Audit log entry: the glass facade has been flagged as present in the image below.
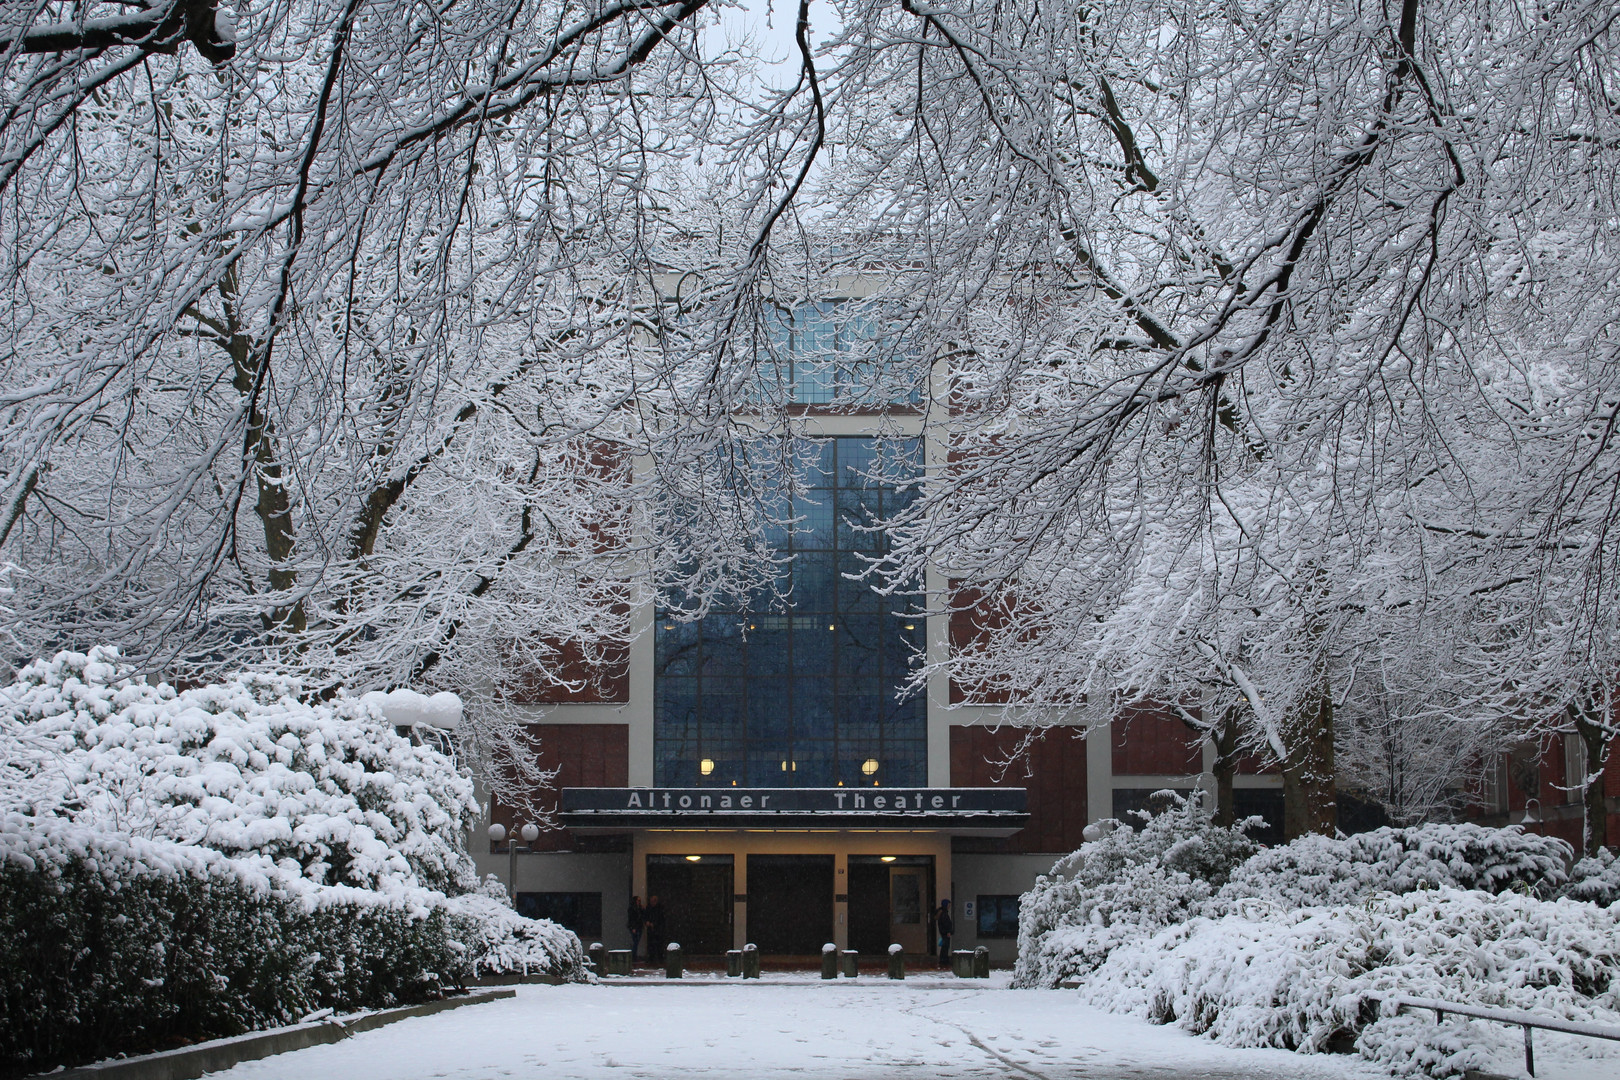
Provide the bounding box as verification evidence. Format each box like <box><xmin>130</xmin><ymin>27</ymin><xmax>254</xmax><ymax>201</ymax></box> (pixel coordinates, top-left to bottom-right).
<box><xmin>754</xmin><ymin>302</ymin><xmax>922</xmax><ymax>407</ymax></box>
<box><xmin>655</xmin><ymin>437</ymin><xmax>925</xmax><ymax>787</ymax></box>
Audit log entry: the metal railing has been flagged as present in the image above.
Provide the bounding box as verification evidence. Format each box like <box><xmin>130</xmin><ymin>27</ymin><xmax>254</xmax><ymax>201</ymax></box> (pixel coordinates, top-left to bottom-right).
<box><xmin>1384</xmin><ymin>995</ymin><xmax>1620</xmax><ymax>1077</ymax></box>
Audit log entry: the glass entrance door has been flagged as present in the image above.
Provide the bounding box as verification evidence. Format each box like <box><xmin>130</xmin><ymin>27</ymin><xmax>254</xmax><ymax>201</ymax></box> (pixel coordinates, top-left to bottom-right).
<box><xmin>889</xmin><ymin>868</ymin><xmax>927</xmax><ymax>955</ymax></box>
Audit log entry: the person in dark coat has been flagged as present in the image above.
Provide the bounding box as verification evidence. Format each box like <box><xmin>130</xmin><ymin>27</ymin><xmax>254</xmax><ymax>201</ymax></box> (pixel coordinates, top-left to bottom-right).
<box><xmin>936</xmin><ymin>898</ymin><xmax>954</xmax><ymax>968</ymax></box>
<box><xmin>627</xmin><ymin>896</ymin><xmax>645</xmax><ymax>961</ymax></box>
<box><xmin>645</xmin><ymin>895</ymin><xmax>667</xmax><ymax>965</ymax></box>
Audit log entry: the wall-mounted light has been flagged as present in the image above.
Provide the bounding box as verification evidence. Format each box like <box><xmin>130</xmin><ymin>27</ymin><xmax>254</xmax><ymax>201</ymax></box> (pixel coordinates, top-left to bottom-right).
<box><xmin>880</xmin><ymin>856</ymin><xmax>896</xmax><ymax>863</ymax></box>
<box><xmin>700</xmin><ymin>758</ymin><xmax>715</xmax><ymax>776</ymax></box>
<box><xmin>904</xmin><ymin>623</ymin><xmax>915</xmax><ymax>630</ymax></box>
<box><xmin>685</xmin><ymin>854</ymin><xmax>702</xmax><ymax>862</ymax></box>
<box><xmin>861</xmin><ymin>758</ymin><xmax>880</xmax><ymax>776</ymax></box>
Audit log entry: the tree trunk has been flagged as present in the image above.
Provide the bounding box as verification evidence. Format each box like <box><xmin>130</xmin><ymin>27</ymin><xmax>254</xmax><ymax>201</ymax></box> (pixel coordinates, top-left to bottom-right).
<box><xmin>1282</xmin><ymin>680</ymin><xmax>1336</xmax><ymax>840</ymax></box>
<box><xmin>1571</xmin><ymin>697</ymin><xmax>1610</xmax><ymax>857</ymax></box>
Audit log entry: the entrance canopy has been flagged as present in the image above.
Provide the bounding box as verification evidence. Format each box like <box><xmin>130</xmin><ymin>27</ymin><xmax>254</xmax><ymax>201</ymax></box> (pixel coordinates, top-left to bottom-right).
<box><xmin>559</xmin><ymin>786</ymin><xmax>1027</xmax><ymax>835</ymax></box>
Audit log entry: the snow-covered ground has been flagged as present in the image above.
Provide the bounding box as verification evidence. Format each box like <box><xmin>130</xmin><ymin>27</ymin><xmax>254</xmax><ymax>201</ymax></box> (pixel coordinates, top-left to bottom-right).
<box><xmin>208</xmin><ymin>974</ymin><xmax>1620</xmax><ymax>1080</ymax></box>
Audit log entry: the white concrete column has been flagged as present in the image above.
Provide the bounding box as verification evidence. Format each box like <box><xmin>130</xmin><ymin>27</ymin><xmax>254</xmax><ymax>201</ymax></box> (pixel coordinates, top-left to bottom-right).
<box><xmin>1087</xmin><ymin>719</ymin><xmax>1114</xmax><ymax>823</ymax></box>
<box><xmin>626</xmin><ymin>601</ymin><xmax>656</xmax><ymax>786</ymax></box>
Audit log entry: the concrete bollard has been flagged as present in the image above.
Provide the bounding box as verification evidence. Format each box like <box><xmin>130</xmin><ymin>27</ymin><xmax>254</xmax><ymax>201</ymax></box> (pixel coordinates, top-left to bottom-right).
<box><xmin>665</xmin><ymin>942</ymin><xmax>683</xmax><ymax>978</ymax></box>
<box><xmin>951</xmin><ymin>950</ymin><xmax>976</xmax><ymax>978</ymax></box>
<box><xmin>606</xmin><ymin>949</ymin><xmax>633</xmax><ymax>976</ymax></box>
<box><xmin>588</xmin><ymin>942</ymin><xmax>605</xmax><ymax>976</ymax></box>
<box><xmin>742</xmin><ymin>943</ymin><xmax>761</xmax><ymax>979</ymax></box>
<box><xmin>726</xmin><ymin>949</ymin><xmax>743</xmax><ymax>977</ymax></box>
<box><xmin>821</xmin><ymin>943</ymin><xmax>838</xmax><ymax>980</ymax></box>
<box><xmin>840</xmin><ymin>949</ymin><xmax>859</xmax><ymax>978</ymax></box>
<box><xmin>974</xmin><ymin>946</ymin><xmax>990</xmax><ymax>979</ymax></box>
<box><xmin>887</xmin><ymin>943</ymin><xmax>905</xmax><ymax>980</ymax></box>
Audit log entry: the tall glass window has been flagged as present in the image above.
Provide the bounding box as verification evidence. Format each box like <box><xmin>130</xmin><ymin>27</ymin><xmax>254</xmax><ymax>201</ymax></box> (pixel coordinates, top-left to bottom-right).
<box><xmin>754</xmin><ymin>302</ymin><xmax>922</xmax><ymax>407</ymax></box>
<box><xmin>655</xmin><ymin>438</ymin><xmax>925</xmax><ymax>787</ymax></box>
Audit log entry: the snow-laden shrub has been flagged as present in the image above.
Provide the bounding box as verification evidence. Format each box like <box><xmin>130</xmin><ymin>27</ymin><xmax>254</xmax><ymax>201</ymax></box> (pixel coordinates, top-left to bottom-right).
<box><xmin>1012</xmin><ymin>792</ymin><xmax>1255</xmax><ymax>988</ymax></box>
<box><xmin>448</xmin><ymin>891</ymin><xmax>589</xmax><ymax>978</ymax></box>
<box><xmin>0</xmin><ymin>648</ymin><xmax>585</xmax><ymax>1074</ymax></box>
<box><xmin>1218</xmin><ymin>823</ymin><xmax>1571</xmax><ymax>907</ymax></box>
<box><xmin>3</xmin><ymin>646</ymin><xmax>480</xmax><ymax>895</ymax></box>
<box><xmin>1078</xmin><ymin>888</ymin><xmax>1620</xmax><ymax>1077</ymax></box>
<box><xmin>1567</xmin><ymin>848</ymin><xmax>1620</xmax><ymax>906</ymax></box>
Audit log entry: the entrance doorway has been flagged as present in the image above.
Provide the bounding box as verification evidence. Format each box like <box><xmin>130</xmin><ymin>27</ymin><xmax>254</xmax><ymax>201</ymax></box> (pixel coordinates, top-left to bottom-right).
<box><xmin>746</xmin><ymin>855</ymin><xmax>833</xmax><ymax>954</ymax></box>
<box><xmin>888</xmin><ymin>867</ymin><xmax>928</xmax><ymax>955</ymax></box>
<box><xmin>847</xmin><ymin>855</ymin><xmax>935</xmax><ymax>956</ymax></box>
<box><xmin>646</xmin><ymin>854</ymin><xmax>733</xmax><ymax>955</ymax></box>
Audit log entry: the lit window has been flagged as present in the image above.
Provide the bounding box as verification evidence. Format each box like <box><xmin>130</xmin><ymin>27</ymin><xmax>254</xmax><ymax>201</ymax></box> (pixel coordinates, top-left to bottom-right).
<box><xmin>861</xmin><ymin>758</ymin><xmax>880</xmax><ymax>776</ymax></box>
<box><xmin>700</xmin><ymin>758</ymin><xmax>715</xmax><ymax>776</ymax></box>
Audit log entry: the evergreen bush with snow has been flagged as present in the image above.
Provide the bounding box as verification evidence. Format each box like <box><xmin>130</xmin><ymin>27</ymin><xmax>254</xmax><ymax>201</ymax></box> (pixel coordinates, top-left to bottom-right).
<box><xmin>0</xmin><ymin>648</ymin><xmax>584</xmax><ymax>1075</ymax></box>
<box><xmin>1015</xmin><ymin>797</ymin><xmax>1620</xmax><ymax>1077</ymax></box>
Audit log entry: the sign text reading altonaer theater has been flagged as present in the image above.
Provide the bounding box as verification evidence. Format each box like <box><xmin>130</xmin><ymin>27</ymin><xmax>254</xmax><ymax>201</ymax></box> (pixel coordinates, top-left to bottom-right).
<box><xmin>557</xmin><ymin>787</ymin><xmax>1029</xmax><ymax>834</ymax></box>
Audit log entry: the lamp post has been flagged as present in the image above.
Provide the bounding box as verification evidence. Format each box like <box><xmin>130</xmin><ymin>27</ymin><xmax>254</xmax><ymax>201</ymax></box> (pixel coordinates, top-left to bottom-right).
<box><xmin>488</xmin><ymin>821</ymin><xmax>540</xmax><ymax>903</ymax></box>
<box><xmin>1522</xmin><ymin>797</ymin><xmax>1542</xmax><ymax>835</ymax></box>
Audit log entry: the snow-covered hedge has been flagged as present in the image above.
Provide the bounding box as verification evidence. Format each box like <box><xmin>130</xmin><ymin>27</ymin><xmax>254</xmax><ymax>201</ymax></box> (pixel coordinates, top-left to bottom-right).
<box><xmin>1567</xmin><ymin>848</ymin><xmax>1620</xmax><ymax>906</ymax></box>
<box><xmin>1014</xmin><ymin>799</ymin><xmax>1620</xmax><ymax>1077</ymax></box>
<box><xmin>1080</xmin><ymin>889</ymin><xmax>1620</xmax><ymax>1078</ymax></box>
<box><xmin>0</xmin><ymin>649</ymin><xmax>584</xmax><ymax>1074</ymax></box>
<box><xmin>1013</xmin><ymin>794</ymin><xmax>1255</xmax><ymax>987</ymax></box>
<box><xmin>1218</xmin><ymin>822</ymin><xmax>1571</xmax><ymax>907</ymax></box>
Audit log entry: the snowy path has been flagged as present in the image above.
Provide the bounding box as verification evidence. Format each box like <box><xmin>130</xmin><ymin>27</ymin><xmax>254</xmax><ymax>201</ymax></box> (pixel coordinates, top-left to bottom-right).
<box><xmin>209</xmin><ymin>974</ymin><xmax>1416</xmax><ymax>1080</ymax></box>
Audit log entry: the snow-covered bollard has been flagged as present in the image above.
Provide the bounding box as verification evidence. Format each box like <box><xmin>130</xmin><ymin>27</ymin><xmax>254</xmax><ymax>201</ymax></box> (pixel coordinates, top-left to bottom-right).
<box><xmin>840</xmin><ymin>949</ymin><xmax>858</xmax><ymax>978</ymax></box>
<box><xmin>742</xmin><ymin>943</ymin><xmax>760</xmax><ymax>979</ymax></box>
<box><xmin>887</xmin><ymin>943</ymin><xmax>905</xmax><ymax>980</ymax></box>
<box><xmin>587</xmin><ymin>942</ymin><xmax>605</xmax><ymax>975</ymax></box>
<box><xmin>973</xmin><ymin>946</ymin><xmax>989</xmax><ymax>979</ymax></box>
<box><xmin>665</xmin><ymin>942</ymin><xmax>683</xmax><ymax>979</ymax></box>
<box><xmin>821</xmin><ymin>942</ymin><xmax>837</xmax><ymax>980</ymax></box>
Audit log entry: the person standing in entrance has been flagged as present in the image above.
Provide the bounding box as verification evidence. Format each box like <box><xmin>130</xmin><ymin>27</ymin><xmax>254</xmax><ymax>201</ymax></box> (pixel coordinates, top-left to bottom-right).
<box><xmin>645</xmin><ymin>894</ymin><xmax>667</xmax><ymax>965</ymax></box>
<box><xmin>935</xmin><ymin>898</ymin><xmax>954</xmax><ymax>968</ymax></box>
<box><xmin>627</xmin><ymin>895</ymin><xmax>645</xmax><ymax>962</ymax></box>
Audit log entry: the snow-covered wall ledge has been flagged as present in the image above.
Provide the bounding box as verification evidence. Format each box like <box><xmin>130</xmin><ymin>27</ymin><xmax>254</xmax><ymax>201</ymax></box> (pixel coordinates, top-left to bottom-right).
<box><xmin>361</xmin><ymin>688</ymin><xmax>464</xmax><ymax>730</ymax></box>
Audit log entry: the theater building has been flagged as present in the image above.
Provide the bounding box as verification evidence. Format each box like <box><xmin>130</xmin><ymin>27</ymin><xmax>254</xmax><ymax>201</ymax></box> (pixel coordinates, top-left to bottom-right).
<box><xmin>473</xmin><ymin>307</ymin><xmax>1285</xmax><ymax>965</ymax></box>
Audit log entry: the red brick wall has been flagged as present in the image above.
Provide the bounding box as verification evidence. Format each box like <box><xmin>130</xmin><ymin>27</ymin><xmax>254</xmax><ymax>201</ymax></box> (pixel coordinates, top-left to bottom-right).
<box><xmin>947</xmin><ymin>586</ymin><xmax>1014</xmax><ymax>705</ymax></box>
<box><xmin>491</xmin><ymin>724</ymin><xmax>628</xmax><ymax>851</ymax></box>
<box><xmin>950</xmin><ymin>725</ymin><xmax>1089</xmax><ymax>853</ymax></box>
<box><xmin>504</xmin><ymin>638</ymin><xmax>630</xmax><ymax>704</ymax></box>
<box><xmin>1111</xmin><ymin>703</ymin><xmax>1203</xmax><ymax>776</ymax></box>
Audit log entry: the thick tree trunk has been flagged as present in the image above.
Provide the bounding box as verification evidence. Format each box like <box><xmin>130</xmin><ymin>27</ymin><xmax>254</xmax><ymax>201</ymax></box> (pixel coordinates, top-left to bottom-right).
<box><xmin>1571</xmin><ymin>698</ymin><xmax>1610</xmax><ymax>856</ymax></box>
<box><xmin>1282</xmin><ymin>680</ymin><xmax>1336</xmax><ymax>840</ymax></box>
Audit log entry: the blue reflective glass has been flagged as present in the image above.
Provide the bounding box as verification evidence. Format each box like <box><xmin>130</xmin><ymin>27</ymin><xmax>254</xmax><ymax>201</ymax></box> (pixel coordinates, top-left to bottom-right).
<box><xmin>656</xmin><ymin>436</ymin><xmax>925</xmax><ymax>786</ymax></box>
<box><xmin>791</xmin><ymin>495</ymin><xmax>834</xmax><ymax>549</ymax></box>
<box><xmin>746</xmin><ymin>682</ymin><xmax>790</xmax><ymax>739</ymax></box>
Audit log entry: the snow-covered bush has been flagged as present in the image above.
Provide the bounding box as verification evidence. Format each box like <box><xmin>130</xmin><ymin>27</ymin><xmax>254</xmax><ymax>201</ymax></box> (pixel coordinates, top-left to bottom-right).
<box><xmin>1079</xmin><ymin>888</ymin><xmax>1620</xmax><ymax>1078</ymax></box>
<box><xmin>1218</xmin><ymin>823</ymin><xmax>1571</xmax><ymax>907</ymax></box>
<box><xmin>1015</xmin><ymin>799</ymin><xmax>1620</xmax><ymax>1077</ymax></box>
<box><xmin>1013</xmin><ymin>793</ymin><xmax>1255</xmax><ymax>988</ymax></box>
<box><xmin>1567</xmin><ymin>848</ymin><xmax>1620</xmax><ymax>906</ymax></box>
<box><xmin>447</xmin><ymin>891</ymin><xmax>589</xmax><ymax>978</ymax></box>
<box><xmin>2</xmin><ymin>646</ymin><xmax>481</xmax><ymax>894</ymax></box>
<box><xmin>0</xmin><ymin>648</ymin><xmax>584</xmax><ymax>1074</ymax></box>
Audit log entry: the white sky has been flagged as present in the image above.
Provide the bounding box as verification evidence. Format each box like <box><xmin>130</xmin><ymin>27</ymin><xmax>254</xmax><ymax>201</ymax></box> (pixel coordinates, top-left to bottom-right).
<box><xmin>710</xmin><ymin>0</ymin><xmax>842</xmax><ymax>88</ymax></box>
